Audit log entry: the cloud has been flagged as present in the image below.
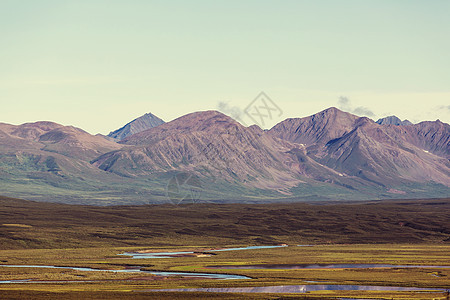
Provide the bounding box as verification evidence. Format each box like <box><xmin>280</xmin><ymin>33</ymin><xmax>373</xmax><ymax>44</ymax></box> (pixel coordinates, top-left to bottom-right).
<box><xmin>437</xmin><ymin>105</ymin><xmax>450</xmax><ymax>112</ymax></box>
<box><xmin>338</xmin><ymin>96</ymin><xmax>351</xmax><ymax>111</ymax></box>
<box><xmin>337</xmin><ymin>96</ymin><xmax>375</xmax><ymax>117</ymax></box>
<box><xmin>217</xmin><ymin>101</ymin><xmax>244</xmax><ymax>122</ymax></box>
<box><xmin>353</xmin><ymin>106</ymin><xmax>375</xmax><ymax>117</ymax></box>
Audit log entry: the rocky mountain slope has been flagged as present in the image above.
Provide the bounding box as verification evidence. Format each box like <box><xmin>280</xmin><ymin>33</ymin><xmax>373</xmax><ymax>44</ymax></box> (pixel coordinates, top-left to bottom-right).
<box><xmin>0</xmin><ymin>121</ymin><xmax>122</xmax><ymax>159</ymax></box>
<box><xmin>269</xmin><ymin>107</ymin><xmax>360</xmax><ymax>146</ymax></box>
<box><xmin>0</xmin><ymin>121</ymin><xmax>135</xmax><ymax>203</ymax></box>
<box><xmin>376</xmin><ymin>116</ymin><xmax>412</xmax><ymax>126</ymax></box>
<box><xmin>107</xmin><ymin>113</ymin><xmax>164</xmax><ymax>141</ymax></box>
<box><xmin>0</xmin><ymin>108</ymin><xmax>448</xmax><ymax>204</ymax></box>
<box><xmin>269</xmin><ymin>108</ymin><xmax>450</xmax><ymax>189</ymax></box>
<box><xmin>94</xmin><ymin>111</ymin><xmax>304</xmax><ymax>191</ymax></box>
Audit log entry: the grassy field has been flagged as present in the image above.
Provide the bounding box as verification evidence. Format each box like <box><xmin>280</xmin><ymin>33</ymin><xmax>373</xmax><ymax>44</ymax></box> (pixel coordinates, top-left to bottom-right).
<box><xmin>0</xmin><ymin>196</ymin><xmax>449</xmax><ymax>299</ymax></box>
<box><xmin>0</xmin><ymin>244</ymin><xmax>449</xmax><ymax>299</ymax></box>
<box><xmin>0</xmin><ymin>196</ymin><xmax>449</xmax><ymax>249</ymax></box>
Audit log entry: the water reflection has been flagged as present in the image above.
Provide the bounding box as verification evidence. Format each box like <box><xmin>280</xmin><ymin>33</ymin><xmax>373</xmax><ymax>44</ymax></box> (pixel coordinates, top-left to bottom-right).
<box><xmin>120</xmin><ymin>245</ymin><xmax>287</xmax><ymax>259</ymax></box>
<box><xmin>207</xmin><ymin>263</ymin><xmax>450</xmax><ymax>269</ymax></box>
<box><xmin>0</xmin><ymin>279</ymin><xmax>31</xmax><ymax>284</ymax></box>
<box><xmin>0</xmin><ymin>265</ymin><xmax>249</xmax><ymax>280</ymax></box>
<box><xmin>149</xmin><ymin>284</ymin><xmax>445</xmax><ymax>293</ymax></box>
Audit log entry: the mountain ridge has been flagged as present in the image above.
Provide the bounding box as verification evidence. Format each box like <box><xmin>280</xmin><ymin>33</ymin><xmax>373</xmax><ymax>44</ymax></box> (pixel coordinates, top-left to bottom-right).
<box><xmin>376</xmin><ymin>115</ymin><xmax>412</xmax><ymax>126</ymax></box>
<box><xmin>107</xmin><ymin>112</ymin><xmax>165</xmax><ymax>141</ymax></box>
<box><xmin>270</xmin><ymin>108</ymin><xmax>449</xmax><ymax>188</ymax></box>
<box><xmin>0</xmin><ymin>108</ymin><xmax>448</xmax><ymax>204</ymax></box>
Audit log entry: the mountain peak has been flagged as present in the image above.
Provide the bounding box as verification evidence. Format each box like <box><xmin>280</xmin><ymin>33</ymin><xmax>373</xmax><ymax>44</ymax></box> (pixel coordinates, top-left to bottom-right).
<box><xmin>108</xmin><ymin>112</ymin><xmax>165</xmax><ymax>141</ymax></box>
<box><xmin>312</xmin><ymin>107</ymin><xmax>361</xmax><ymax>123</ymax></box>
<box><xmin>376</xmin><ymin>116</ymin><xmax>412</xmax><ymax>126</ymax></box>
<box><xmin>168</xmin><ymin>110</ymin><xmax>238</xmax><ymax>127</ymax></box>
<box><xmin>0</xmin><ymin>121</ymin><xmax>64</xmax><ymax>140</ymax></box>
<box><xmin>270</xmin><ymin>107</ymin><xmax>359</xmax><ymax>146</ymax></box>
<box><xmin>120</xmin><ymin>110</ymin><xmax>243</xmax><ymax>145</ymax></box>
<box><xmin>149</xmin><ymin>110</ymin><xmax>242</xmax><ymax>134</ymax></box>
<box><xmin>322</xmin><ymin>106</ymin><xmax>342</xmax><ymax>113</ymax></box>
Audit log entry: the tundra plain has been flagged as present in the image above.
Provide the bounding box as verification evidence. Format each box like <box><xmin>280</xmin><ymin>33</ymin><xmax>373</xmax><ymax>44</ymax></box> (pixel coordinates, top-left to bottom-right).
<box><xmin>0</xmin><ymin>196</ymin><xmax>449</xmax><ymax>299</ymax></box>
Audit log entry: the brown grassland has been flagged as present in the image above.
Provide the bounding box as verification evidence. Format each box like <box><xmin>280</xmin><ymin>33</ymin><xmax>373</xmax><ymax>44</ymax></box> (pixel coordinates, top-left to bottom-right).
<box><xmin>0</xmin><ymin>196</ymin><xmax>449</xmax><ymax>299</ymax></box>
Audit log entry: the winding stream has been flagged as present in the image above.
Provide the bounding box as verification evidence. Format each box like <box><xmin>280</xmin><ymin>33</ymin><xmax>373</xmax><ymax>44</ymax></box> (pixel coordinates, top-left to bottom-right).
<box><xmin>2</xmin><ymin>244</ymin><xmax>448</xmax><ymax>293</ymax></box>
<box><xmin>206</xmin><ymin>263</ymin><xmax>450</xmax><ymax>269</ymax></box>
<box><xmin>120</xmin><ymin>245</ymin><xmax>287</xmax><ymax>259</ymax></box>
<box><xmin>0</xmin><ymin>265</ymin><xmax>250</xmax><ymax>281</ymax></box>
<box><xmin>146</xmin><ymin>284</ymin><xmax>446</xmax><ymax>293</ymax></box>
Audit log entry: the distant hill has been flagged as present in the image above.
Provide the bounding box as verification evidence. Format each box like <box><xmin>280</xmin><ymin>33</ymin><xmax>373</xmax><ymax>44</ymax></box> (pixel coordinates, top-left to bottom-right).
<box><xmin>107</xmin><ymin>113</ymin><xmax>165</xmax><ymax>141</ymax></box>
<box><xmin>0</xmin><ymin>121</ymin><xmax>122</xmax><ymax>160</ymax></box>
<box><xmin>376</xmin><ymin>115</ymin><xmax>412</xmax><ymax>126</ymax></box>
<box><xmin>270</xmin><ymin>108</ymin><xmax>449</xmax><ymax>188</ymax></box>
<box><xmin>95</xmin><ymin>111</ymin><xmax>303</xmax><ymax>191</ymax></box>
<box><xmin>269</xmin><ymin>107</ymin><xmax>359</xmax><ymax>146</ymax></box>
<box><xmin>0</xmin><ymin>108</ymin><xmax>448</xmax><ymax>204</ymax></box>
<box><xmin>0</xmin><ymin>121</ymin><xmax>135</xmax><ymax>204</ymax></box>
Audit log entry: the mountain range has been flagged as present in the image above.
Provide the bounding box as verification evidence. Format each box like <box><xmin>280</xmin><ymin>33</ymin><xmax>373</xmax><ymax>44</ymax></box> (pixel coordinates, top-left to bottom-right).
<box><xmin>0</xmin><ymin>108</ymin><xmax>448</xmax><ymax>204</ymax></box>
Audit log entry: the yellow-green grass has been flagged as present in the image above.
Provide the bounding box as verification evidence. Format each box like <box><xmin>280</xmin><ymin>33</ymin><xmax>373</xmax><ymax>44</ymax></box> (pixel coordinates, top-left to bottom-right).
<box><xmin>1</xmin><ymin>244</ymin><xmax>449</xmax><ymax>299</ymax></box>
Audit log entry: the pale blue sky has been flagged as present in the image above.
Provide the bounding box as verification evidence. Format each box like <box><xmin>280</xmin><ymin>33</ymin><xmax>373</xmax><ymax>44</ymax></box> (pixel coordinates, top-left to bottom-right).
<box><xmin>1</xmin><ymin>0</ymin><xmax>449</xmax><ymax>133</ymax></box>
